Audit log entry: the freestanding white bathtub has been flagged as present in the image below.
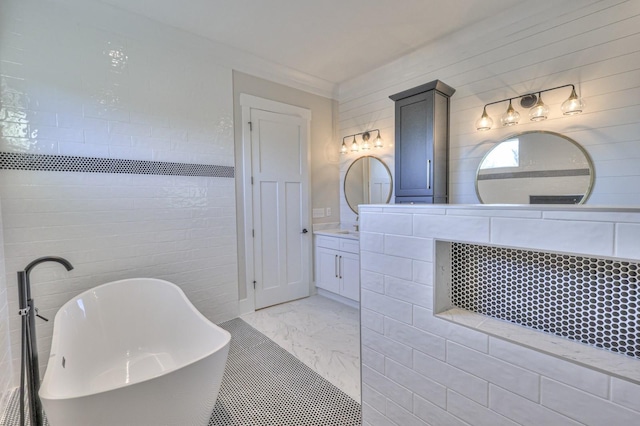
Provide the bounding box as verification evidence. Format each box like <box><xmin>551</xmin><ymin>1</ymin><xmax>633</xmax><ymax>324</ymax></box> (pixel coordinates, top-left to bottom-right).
<box><xmin>39</xmin><ymin>278</ymin><xmax>231</xmax><ymax>426</ymax></box>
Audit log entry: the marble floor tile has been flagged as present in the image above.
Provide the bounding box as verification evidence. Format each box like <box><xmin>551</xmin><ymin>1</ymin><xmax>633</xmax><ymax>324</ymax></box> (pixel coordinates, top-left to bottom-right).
<box><xmin>241</xmin><ymin>295</ymin><xmax>361</xmax><ymax>401</ymax></box>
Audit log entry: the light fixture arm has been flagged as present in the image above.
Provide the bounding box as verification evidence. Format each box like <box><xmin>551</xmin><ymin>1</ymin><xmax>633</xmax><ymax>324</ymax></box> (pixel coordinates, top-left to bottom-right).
<box><xmin>342</xmin><ymin>129</ymin><xmax>381</xmax><ymax>142</ymax></box>
<box><xmin>476</xmin><ymin>83</ymin><xmax>583</xmax><ymax>131</ymax></box>
<box><xmin>480</xmin><ymin>84</ymin><xmax>576</xmax><ymax>111</ymax></box>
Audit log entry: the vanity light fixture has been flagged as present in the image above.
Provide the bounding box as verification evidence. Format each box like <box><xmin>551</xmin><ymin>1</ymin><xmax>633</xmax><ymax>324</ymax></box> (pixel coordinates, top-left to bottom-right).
<box><xmin>561</xmin><ymin>86</ymin><xmax>585</xmax><ymax>115</ymax></box>
<box><xmin>529</xmin><ymin>92</ymin><xmax>550</xmax><ymax>122</ymax></box>
<box><xmin>475</xmin><ymin>106</ymin><xmax>493</xmax><ymax>131</ymax></box>
<box><xmin>340</xmin><ymin>129</ymin><xmax>384</xmax><ymax>154</ymax></box>
<box><xmin>476</xmin><ymin>84</ymin><xmax>584</xmax><ymax>131</ymax></box>
<box><xmin>373</xmin><ymin>130</ymin><xmax>383</xmax><ymax>148</ymax></box>
<box><xmin>500</xmin><ymin>100</ymin><xmax>520</xmax><ymax>127</ymax></box>
<box><xmin>350</xmin><ymin>136</ymin><xmax>359</xmax><ymax>152</ymax></box>
<box><xmin>361</xmin><ymin>132</ymin><xmax>372</xmax><ymax>150</ymax></box>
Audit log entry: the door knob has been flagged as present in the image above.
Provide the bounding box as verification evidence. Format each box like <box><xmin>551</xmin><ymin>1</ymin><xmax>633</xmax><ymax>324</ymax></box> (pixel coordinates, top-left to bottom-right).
<box><xmin>301</xmin><ymin>229</ymin><xmax>308</xmax><ymax>234</ymax></box>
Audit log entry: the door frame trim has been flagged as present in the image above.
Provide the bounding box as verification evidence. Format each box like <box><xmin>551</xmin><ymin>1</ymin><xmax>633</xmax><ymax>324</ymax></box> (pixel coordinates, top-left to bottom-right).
<box><xmin>239</xmin><ymin>94</ymin><xmax>312</xmax><ymax>314</ymax></box>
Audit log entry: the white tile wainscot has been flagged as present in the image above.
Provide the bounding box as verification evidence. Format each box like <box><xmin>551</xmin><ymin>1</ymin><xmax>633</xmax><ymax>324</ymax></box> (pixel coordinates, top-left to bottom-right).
<box><xmin>359</xmin><ymin>204</ymin><xmax>640</xmax><ymax>426</ymax></box>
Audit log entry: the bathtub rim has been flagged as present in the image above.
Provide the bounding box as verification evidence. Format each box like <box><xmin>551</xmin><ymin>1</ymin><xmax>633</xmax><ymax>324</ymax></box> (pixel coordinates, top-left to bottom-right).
<box><xmin>40</xmin><ymin>277</ymin><xmax>231</xmax><ymax>401</ymax></box>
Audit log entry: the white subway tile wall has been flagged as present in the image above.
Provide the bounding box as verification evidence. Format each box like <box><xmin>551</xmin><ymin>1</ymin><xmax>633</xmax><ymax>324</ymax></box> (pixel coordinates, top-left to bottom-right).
<box><xmin>338</xmin><ymin>0</ymin><xmax>640</xmax><ymax>228</ymax></box>
<box><xmin>0</xmin><ymin>199</ymin><xmax>11</xmax><ymax>411</ymax></box>
<box><xmin>0</xmin><ymin>0</ymin><xmax>238</xmax><ymax>394</ymax></box>
<box><xmin>359</xmin><ymin>204</ymin><xmax>640</xmax><ymax>425</ymax></box>
<box><xmin>490</xmin><ymin>218</ymin><xmax>615</xmax><ymax>257</ymax></box>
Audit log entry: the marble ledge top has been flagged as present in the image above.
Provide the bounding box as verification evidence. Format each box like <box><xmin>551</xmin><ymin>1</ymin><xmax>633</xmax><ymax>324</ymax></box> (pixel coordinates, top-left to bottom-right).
<box><xmin>358</xmin><ymin>204</ymin><xmax>640</xmax><ymax>223</ymax></box>
<box><xmin>359</xmin><ymin>204</ymin><xmax>640</xmax><ymax>213</ymax></box>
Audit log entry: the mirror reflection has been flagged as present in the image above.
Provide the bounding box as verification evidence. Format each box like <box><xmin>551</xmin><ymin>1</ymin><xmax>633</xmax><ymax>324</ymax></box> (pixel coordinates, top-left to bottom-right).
<box><xmin>476</xmin><ymin>131</ymin><xmax>594</xmax><ymax>204</ymax></box>
<box><xmin>344</xmin><ymin>156</ymin><xmax>392</xmax><ymax>213</ymax></box>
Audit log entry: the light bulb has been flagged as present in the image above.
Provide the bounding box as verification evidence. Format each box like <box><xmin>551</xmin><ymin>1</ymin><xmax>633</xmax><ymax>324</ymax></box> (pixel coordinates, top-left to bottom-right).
<box><xmin>475</xmin><ymin>107</ymin><xmax>493</xmax><ymax>131</ymax></box>
<box><xmin>374</xmin><ymin>131</ymin><xmax>383</xmax><ymax>148</ymax></box>
<box><xmin>350</xmin><ymin>136</ymin><xmax>359</xmax><ymax>152</ymax></box>
<box><xmin>529</xmin><ymin>93</ymin><xmax>549</xmax><ymax>121</ymax></box>
<box><xmin>500</xmin><ymin>100</ymin><xmax>520</xmax><ymax>127</ymax></box>
<box><xmin>361</xmin><ymin>132</ymin><xmax>371</xmax><ymax>150</ymax></box>
<box><xmin>340</xmin><ymin>141</ymin><xmax>348</xmax><ymax>154</ymax></box>
<box><xmin>561</xmin><ymin>87</ymin><xmax>584</xmax><ymax>115</ymax></box>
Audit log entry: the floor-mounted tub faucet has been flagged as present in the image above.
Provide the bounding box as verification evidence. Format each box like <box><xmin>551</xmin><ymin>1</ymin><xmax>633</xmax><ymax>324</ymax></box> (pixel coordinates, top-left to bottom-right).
<box><xmin>17</xmin><ymin>256</ymin><xmax>73</xmax><ymax>426</ymax></box>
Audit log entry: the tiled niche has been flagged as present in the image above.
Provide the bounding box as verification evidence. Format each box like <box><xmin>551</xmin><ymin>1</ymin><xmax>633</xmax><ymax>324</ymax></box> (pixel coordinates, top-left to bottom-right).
<box><xmin>435</xmin><ymin>240</ymin><xmax>640</xmax><ymax>377</ymax></box>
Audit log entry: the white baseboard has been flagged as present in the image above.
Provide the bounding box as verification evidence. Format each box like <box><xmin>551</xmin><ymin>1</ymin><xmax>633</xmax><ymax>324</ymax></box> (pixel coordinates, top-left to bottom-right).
<box><xmin>238</xmin><ymin>297</ymin><xmax>254</xmax><ymax>316</ymax></box>
<box><xmin>316</xmin><ymin>288</ymin><xmax>360</xmax><ymax>310</ymax></box>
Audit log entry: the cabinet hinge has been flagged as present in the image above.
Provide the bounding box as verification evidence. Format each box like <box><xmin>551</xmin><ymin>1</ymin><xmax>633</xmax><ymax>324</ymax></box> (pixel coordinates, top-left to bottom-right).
<box><xmin>248</xmin><ymin>121</ymin><xmax>253</xmax><ymax>131</ymax></box>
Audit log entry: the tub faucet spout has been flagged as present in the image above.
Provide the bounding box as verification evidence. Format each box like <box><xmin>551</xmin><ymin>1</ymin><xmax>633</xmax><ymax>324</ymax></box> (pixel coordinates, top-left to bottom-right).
<box><xmin>25</xmin><ymin>256</ymin><xmax>74</xmax><ymax>275</ymax></box>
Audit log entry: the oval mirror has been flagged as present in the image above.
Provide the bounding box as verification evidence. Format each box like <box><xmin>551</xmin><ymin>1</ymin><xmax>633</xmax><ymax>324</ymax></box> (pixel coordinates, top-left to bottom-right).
<box><xmin>344</xmin><ymin>156</ymin><xmax>393</xmax><ymax>213</ymax></box>
<box><xmin>476</xmin><ymin>131</ymin><xmax>594</xmax><ymax>204</ymax></box>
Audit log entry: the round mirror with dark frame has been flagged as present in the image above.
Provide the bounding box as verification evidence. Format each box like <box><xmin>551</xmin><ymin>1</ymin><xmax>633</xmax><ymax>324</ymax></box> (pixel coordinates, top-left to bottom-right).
<box><xmin>344</xmin><ymin>156</ymin><xmax>393</xmax><ymax>213</ymax></box>
<box><xmin>476</xmin><ymin>131</ymin><xmax>595</xmax><ymax>204</ymax></box>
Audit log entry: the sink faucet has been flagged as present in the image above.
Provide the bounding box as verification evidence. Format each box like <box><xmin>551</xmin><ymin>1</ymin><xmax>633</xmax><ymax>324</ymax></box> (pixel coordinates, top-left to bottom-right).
<box><xmin>17</xmin><ymin>256</ymin><xmax>73</xmax><ymax>426</ymax></box>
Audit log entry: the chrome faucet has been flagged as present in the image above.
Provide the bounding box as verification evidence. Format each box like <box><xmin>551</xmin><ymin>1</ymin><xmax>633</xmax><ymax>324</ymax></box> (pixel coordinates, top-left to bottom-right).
<box><xmin>17</xmin><ymin>256</ymin><xmax>73</xmax><ymax>426</ymax></box>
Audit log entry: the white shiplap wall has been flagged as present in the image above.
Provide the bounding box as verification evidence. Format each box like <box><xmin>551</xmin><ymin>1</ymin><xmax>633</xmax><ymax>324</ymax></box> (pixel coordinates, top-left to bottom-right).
<box><xmin>339</xmin><ymin>0</ymin><xmax>640</xmax><ymax>226</ymax></box>
<box><xmin>0</xmin><ymin>0</ymin><xmax>239</xmax><ymax>391</ymax></box>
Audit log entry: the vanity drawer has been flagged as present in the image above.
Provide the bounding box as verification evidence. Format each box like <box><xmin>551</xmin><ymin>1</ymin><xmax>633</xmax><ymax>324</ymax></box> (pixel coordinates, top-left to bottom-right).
<box><xmin>340</xmin><ymin>239</ymin><xmax>359</xmax><ymax>254</ymax></box>
<box><xmin>315</xmin><ymin>235</ymin><xmax>340</xmax><ymax>250</ymax></box>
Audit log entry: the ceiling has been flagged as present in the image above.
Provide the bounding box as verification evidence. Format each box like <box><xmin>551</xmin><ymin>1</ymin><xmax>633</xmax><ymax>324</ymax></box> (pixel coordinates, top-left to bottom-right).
<box><xmin>97</xmin><ymin>0</ymin><xmax>527</xmax><ymax>85</ymax></box>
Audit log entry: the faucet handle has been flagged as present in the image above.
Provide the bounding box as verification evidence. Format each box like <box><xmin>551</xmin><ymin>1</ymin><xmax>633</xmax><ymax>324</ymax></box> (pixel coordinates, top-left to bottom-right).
<box><xmin>34</xmin><ymin>308</ymin><xmax>48</xmax><ymax>322</ymax></box>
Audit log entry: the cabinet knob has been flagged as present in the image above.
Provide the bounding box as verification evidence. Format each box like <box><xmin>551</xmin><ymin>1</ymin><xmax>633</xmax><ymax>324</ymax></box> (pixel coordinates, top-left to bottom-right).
<box><xmin>301</xmin><ymin>228</ymin><xmax>308</xmax><ymax>234</ymax></box>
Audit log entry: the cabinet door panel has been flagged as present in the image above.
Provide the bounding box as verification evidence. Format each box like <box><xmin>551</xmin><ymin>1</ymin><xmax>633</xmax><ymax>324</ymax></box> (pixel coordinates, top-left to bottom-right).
<box><xmin>432</xmin><ymin>92</ymin><xmax>449</xmax><ymax>202</ymax></box>
<box><xmin>316</xmin><ymin>247</ymin><xmax>340</xmax><ymax>293</ymax></box>
<box><xmin>395</xmin><ymin>91</ymin><xmax>434</xmax><ymax>198</ymax></box>
<box><xmin>340</xmin><ymin>252</ymin><xmax>360</xmax><ymax>301</ymax></box>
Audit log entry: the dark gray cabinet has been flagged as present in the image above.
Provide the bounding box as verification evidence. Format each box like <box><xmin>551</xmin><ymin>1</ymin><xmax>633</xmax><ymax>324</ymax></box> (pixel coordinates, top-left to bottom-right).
<box><xmin>390</xmin><ymin>80</ymin><xmax>455</xmax><ymax>204</ymax></box>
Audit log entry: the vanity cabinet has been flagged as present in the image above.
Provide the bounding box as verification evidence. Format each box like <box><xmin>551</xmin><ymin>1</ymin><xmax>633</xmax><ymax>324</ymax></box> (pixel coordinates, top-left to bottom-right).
<box><xmin>314</xmin><ymin>234</ymin><xmax>360</xmax><ymax>302</ymax></box>
<box><xmin>390</xmin><ymin>80</ymin><xmax>455</xmax><ymax>204</ymax></box>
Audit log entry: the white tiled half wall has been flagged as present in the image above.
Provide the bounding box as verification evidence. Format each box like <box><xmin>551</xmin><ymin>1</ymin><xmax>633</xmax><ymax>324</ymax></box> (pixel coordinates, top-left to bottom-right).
<box><xmin>0</xmin><ymin>0</ymin><xmax>239</xmax><ymax>392</ymax></box>
<box><xmin>359</xmin><ymin>204</ymin><xmax>640</xmax><ymax>426</ymax></box>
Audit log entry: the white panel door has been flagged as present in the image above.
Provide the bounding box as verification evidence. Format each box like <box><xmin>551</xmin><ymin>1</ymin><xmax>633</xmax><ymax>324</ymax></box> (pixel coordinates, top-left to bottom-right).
<box><xmin>251</xmin><ymin>109</ymin><xmax>310</xmax><ymax>309</ymax></box>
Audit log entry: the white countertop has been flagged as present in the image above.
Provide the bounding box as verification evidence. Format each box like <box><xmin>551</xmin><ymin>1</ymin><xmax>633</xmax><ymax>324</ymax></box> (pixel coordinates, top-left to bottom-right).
<box><xmin>313</xmin><ymin>229</ymin><xmax>360</xmax><ymax>240</ymax></box>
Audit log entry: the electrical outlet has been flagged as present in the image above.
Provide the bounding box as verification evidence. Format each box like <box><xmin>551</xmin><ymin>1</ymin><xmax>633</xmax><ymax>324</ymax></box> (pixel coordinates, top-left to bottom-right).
<box><xmin>326</xmin><ymin>207</ymin><xmax>332</xmax><ymax>216</ymax></box>
<box><xmin>312</xmin><ymin>208</ymin><xmax>325</xmax><ymax>218</ymax></box>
